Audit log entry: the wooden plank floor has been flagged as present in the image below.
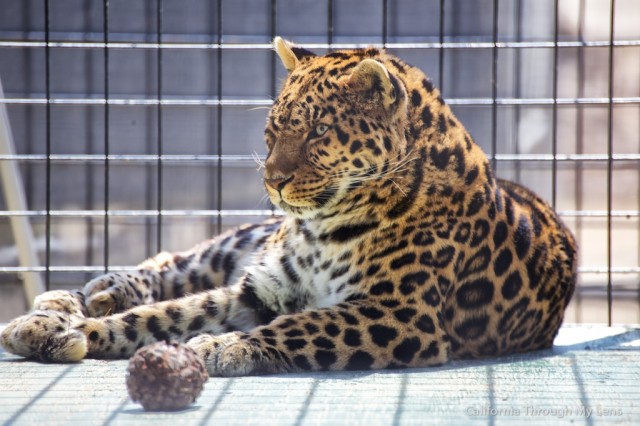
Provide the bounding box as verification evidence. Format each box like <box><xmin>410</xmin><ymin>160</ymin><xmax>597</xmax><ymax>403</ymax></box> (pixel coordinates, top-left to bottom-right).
<box><xmin>1</xmin><ymin>325</ymin><xmax>639</xmax><ymax>425</ymax></box>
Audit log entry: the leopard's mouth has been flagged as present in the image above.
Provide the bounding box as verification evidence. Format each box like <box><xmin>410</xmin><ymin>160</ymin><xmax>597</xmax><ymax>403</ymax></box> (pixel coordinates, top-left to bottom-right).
<box><xmin>267</xmin><ymin>184</ymin><xmax>340</xmax><ymax>218</ymax></box>
<box><xmin>273</xmin><ymin>199</ymin><xmax>315</xmax><ymax>218</ymax></box>
<box><xmin>265</xmin><ymin>188</ymin><xmax>308</xmax><ymax>214</ymax></box>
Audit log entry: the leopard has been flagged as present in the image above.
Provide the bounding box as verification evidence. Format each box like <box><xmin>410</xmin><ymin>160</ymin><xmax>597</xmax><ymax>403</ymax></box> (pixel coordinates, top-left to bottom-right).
<box><xmin>0</xmin><ymin>37</ymin><xmax>577</xmax><ymax>376</ymax></box>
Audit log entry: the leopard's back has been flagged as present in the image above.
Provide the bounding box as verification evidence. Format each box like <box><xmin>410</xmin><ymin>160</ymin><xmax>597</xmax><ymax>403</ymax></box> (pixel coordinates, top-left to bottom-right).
<box><xmin>443</xmin><ymin>178</ymin><xmax>577</xmax><ymax>358</ymax></box>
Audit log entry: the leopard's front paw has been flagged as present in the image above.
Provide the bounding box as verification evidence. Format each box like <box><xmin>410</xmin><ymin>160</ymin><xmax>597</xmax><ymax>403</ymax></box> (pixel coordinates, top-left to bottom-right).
<box><xmin>83</xmin><ymin>275</ymin><xmax>130</xmax><ymax>317</ymax></box>
<box><xmin>186</xmin><ymin>333</ymin><xmax>240</xmax><ymax>366</ymax></box>
<box><xmin>85</xmin><ymin>290</ymin><xmax>123</xmax><ymax>317</ymax></box>
<box><xmin>0</xmin><ymin>311</ymin><xmax>87</xmax><ymax>362</ymax></box>
<box><xmin>187</xmin><ymin>332</ymin><xmax>268</xmax><ymax>377</ymax></box>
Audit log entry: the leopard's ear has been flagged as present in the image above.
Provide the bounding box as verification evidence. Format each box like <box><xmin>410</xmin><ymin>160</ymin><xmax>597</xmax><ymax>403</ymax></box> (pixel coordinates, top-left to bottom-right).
<box><xmin>274</xmin><ymin>37</ymin><xmax>316</xmax><ymax>72</ymax></box>
<box><xmin>347</xmin><ymin>59</ymin><xmax>398</xmax><ymax>109</ymax></box>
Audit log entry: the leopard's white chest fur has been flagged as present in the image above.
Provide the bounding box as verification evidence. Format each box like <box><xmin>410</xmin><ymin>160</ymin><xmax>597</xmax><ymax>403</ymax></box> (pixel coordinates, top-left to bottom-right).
<box><xmin>246</xmin><ymin>219</ymin><xmax>363</xmax><ymax>315</ymax></box>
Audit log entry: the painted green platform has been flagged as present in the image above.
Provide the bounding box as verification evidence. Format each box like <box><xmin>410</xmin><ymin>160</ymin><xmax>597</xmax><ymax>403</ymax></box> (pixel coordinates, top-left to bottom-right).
<box><xmin>1</xmin><ymin>325</ymin><xmax>639</xmax><ymax>425</ymax></box>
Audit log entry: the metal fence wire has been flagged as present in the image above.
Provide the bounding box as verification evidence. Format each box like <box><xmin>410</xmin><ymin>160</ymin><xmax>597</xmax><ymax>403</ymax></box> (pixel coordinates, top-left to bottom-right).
<box><xmin>0</xmin><ymin>0</ymin><xmax>638</xmax><ymax>325</ymax></box>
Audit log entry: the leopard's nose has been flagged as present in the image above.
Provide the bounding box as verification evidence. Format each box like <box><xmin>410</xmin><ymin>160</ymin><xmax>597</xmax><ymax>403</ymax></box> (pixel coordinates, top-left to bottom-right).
<box><xmin>264</xmin><ymin>174</ymin><xmax>294</xmax><ymax>191</ymax></box>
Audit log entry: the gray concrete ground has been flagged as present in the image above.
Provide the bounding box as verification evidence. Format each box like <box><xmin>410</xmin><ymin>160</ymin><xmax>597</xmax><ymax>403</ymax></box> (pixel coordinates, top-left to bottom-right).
<box><xmin>1</xmin><ymin>325</ymin><xmax>639</xmax><ymax>425</ymax></box>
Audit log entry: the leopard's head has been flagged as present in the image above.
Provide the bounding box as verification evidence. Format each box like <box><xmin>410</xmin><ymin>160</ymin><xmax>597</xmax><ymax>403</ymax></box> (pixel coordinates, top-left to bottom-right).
<box><xmin>264</xmin><ymin>37</ymin><xmax>411</xmax><ymax>219</ymax></box>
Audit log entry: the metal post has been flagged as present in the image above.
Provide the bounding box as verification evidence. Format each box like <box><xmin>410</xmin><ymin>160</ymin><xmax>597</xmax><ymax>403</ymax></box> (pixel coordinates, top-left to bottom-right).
<box><xmin>0</xmin><ymin>77</ymin><xmax>45</xmax><ymax>306</ymax></box>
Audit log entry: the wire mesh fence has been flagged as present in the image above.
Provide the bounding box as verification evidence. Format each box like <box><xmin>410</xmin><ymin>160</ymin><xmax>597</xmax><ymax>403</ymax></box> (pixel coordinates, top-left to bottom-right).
<box><xmin>0</xmin><ymin>0</ymin><xmax>638</xmax><ymax>324</ymax></box>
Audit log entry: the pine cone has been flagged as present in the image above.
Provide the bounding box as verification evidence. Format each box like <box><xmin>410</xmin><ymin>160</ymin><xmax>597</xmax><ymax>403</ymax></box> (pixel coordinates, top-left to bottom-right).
<box><xmin>126</xmin><ymin>341</ymin><xmax>208</xmax><ymax>411</ymax></box>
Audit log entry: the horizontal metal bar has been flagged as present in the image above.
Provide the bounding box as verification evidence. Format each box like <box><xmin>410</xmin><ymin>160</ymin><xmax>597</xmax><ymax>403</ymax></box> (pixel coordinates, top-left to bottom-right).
<box><xmin>449</xmin><ymin>97</ymin><xmax>640</xmax><ymax>106</ymax></box>
<box><xmin>2</xmin><ymin>96</ymin><xmax>639</xmax><ymax>106</ymax></box>
<box><xmin>579</xmin><ymin>267</ymin><xmax>640</xmax><ymax>274</ymax></box>
<box><xmin>1</xmin><ymin>153</ymin><xmax>639</xmax><ymax>163</ymax></box>
<box><xmin>0</xmin><ymin>98</ymin><xmax>272</xmax><ymax>106</ymax></box>
<box><xmin>2</xmin><ymin>266</ymin><xmax>638</xmax><ymax>274</ymax></box>
<box><xmin>0</xmin><ymin>209</ymin><xmax>279</xmax><ymax>218</ymax></box>
<box><xmin>0</xmin><ymin>265</ymin><xmax>137</xmax><ymax>273</ymax></box>
<box><xmin>494</xmin><ymin>153</ymin><xmax>640</xmax><ymax>161</ymax></box>
<box><xmin>557</xmin><ymin>211</ymin><xmax>640</xmax><ymax>218</ymax></box>
<box><xmin>0</xmin><ymin>209</ymin><xmax>636</xmax><ymax>219</ymax></box>
<box><xmin>0</xmin><ymin>154</ymin><xmax>262</xmax><ymax>164</ymax></box>
<box><xmin>1</xmin><ymin>40</ymin><xmax>639</xmax><ymax>50</ymax></box>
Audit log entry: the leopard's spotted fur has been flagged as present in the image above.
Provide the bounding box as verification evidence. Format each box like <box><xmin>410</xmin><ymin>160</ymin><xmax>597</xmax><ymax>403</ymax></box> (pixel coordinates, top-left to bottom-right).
<box><xmin>0</xmin><ymin>38</ymin><xmax>577</xmax><ymax>376</ymax></box>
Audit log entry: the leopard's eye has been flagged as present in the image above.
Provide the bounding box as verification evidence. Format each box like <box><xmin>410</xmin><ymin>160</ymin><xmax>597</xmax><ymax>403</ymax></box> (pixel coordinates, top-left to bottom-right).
<box><xmin>314</xmin><ymin>124</ymin><xmax>329</xmax><ymax>137</ymax></box>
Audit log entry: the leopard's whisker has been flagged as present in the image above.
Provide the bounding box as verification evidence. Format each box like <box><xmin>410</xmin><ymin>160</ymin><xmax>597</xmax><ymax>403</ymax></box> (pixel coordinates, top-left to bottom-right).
<box><xmin>252</xmin><ymin>151</ymin><xmax>266</xmax><ymax>171</ymax></box>
<box><xmin>247</xmin><ymin>106</ymin><xmax>273</xmax><ymax>111</ymax></box>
